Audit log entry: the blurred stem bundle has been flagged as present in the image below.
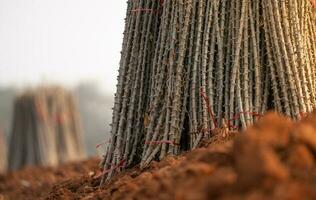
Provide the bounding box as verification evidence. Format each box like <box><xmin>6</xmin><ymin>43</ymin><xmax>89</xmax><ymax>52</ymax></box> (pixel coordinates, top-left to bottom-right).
<box><xmin>0</xmin><ymin>129</ymin><xmax>7</xmax><ymax>173</ymax></box>
<box><xmin>8</xmin><ymin>86</ymin><xmax>86</xmax><ymax>170</ymax></box>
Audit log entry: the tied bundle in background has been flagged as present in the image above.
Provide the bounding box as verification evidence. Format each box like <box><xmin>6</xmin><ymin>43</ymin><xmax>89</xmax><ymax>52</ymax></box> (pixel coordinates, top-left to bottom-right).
<box><xmin>101</xmin><ymin>0</ymin><xmax>316</xmax><ymax>182</ymax></box>
<box><xmin>0</xmin><ymin>129</ymin><xmax>7</xmax><ymax>173</ymax></box>
<box><xmin>8</xmin><ymin>86</ymin><xmax>86</xmax><ymax>170</ymax></box>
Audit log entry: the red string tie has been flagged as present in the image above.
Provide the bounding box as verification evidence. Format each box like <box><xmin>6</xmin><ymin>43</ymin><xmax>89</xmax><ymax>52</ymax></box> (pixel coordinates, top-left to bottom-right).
<box><xmin>95</xmin><ymin>159</ymin><xmax>126</xmax><ymax>179</ymax></box>
<box><xmin>95</xmin><ymin>139</ymin><xmax>111</xmax><ymax>149</ymax></box>
<box><xmin>309</xmin><ymin>0</ymin><xmax>316</xmax><ymax>9</ymax></box>
<box><xmin>145</xmin><ymin>140</ymin><xmax>180</xmax><ymax>146</ymax></box>
<box><xmin>200</xmin><ymin>90</ymin><xmax>218</xmax><ymax>128</ymax></box>
<box><xmin>131</xmin><ymin>8</ymin><xmax>157</xmax><ymax>13</ymax></box>
<box><xmin>227</xmin><ymin>111</ymin><xmax>263</xmax><ymax>129</ymax></box>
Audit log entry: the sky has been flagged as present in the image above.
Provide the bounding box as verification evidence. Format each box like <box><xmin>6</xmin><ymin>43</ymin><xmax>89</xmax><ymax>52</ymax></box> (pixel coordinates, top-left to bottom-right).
<box><xmin>0</xmin><ymin>0</ymin><xmax>127</xmax><ymax>94</ymax></box>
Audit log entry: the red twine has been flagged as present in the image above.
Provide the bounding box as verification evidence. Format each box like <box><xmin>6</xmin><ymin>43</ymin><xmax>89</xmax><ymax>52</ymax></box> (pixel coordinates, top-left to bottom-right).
<box><xmin>95</xmin><ymin>142</ymin><xmax>105</xmax><ymax>149</ymax></box>
<box><xmin>55</xmin><ymin>114</ymin><xmax>65</xmax><ymax>125</ymax></box>
<box><xmin>310</xmin><ymin>0</ymin><xmax>316</xmax><ymax>9</ymax></box>
<box><xmin>131</xmin><ymin>8</ymin><xmax>157</xmax><ymax>13</ymax></box>
<box><xmin>96</xmin><ymin>140</ymin><xmax>112</xmax><ymax>149</ymax></box>
<box><xmin>200</xmin><ymin>90</ymin><xmax>218</xmax><ymax>128</ymax></box>
<box><xmin>36</xmin><ymin>103</ymin><xmax>45</xmax><ymax>121</ymax></box>
<box><xmin>131</xmin><ymin>0</ymin><xmax>164</xmax><ymax>13</ymax></box>
<box><xmin>300</xmin><ymin>112</ymin><xmax>307</xmax><ymax>119</ymax></box>
<box><xmin>227</xmin><ymin>111</ymin><xmax>263</xmax><ymax>129</ymax></box>
<box><xmin>145</xmin><ymin>140</ymin><xmax>180</xmax><ymax>146</ymax></box>
<box><xmin>95</xmin><ymin>159</ymin><xmax>126</xmax><ymax>179</ymax></box>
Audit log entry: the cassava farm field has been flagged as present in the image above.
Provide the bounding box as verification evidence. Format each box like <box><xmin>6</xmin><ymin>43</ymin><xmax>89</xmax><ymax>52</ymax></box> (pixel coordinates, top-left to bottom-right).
<box><xmin>2</xmin><ymin>111</ymin><xmax>316</xmax><ymax>199</ymax></box>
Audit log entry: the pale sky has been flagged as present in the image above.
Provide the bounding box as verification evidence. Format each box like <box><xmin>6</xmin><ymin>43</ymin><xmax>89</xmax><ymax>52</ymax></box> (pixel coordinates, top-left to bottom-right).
<box><xmin>0</xmin><ymin>0</ymin><xmax>127</xmax><ymax>94</ymax></box>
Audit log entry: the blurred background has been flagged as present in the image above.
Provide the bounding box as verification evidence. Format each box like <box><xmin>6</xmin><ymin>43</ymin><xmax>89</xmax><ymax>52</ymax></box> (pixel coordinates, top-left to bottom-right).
<box><xmin>0</xmin><ymin>0</ymin><xmax>127</xmax><ymax>156</ymax></box>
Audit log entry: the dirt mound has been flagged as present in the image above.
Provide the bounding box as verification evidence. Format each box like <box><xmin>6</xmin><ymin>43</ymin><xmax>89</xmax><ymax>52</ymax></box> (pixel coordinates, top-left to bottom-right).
<box><xmin>2</xmin><ymin>112</ymin><xmax>316</xmax><ymax>200</ymax></box>
<box><xmin>46</xmin><ymin>112</ymin><xmax>316</xmax><ymax>200</ymax></box>
<box><xmin>0</xmin><ymin>158</ymin><xmax>100</xmax><ymax>200</ymax></box>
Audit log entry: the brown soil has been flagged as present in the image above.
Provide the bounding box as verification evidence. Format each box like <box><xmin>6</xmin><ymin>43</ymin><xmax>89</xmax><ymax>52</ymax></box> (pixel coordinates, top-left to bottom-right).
<box><xmin>0</xmin><ymin>158</ymin><xmax>100</xmax><ymax>200</ymax></box>
<box><xmin>3</xmin><ymin>111</ymin><xmax>316</xmax><ymax>200</ymax></box>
